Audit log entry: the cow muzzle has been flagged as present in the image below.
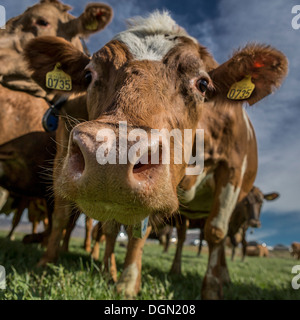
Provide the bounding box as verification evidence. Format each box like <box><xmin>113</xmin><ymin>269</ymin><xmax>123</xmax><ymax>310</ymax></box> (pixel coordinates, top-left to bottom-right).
<box><xmin>59</xmin><ymin>122</ymin><xmax>179</xmax><ymax>224</ymax></box>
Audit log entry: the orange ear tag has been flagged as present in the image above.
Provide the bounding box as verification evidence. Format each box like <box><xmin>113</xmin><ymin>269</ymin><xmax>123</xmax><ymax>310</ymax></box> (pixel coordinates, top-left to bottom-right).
<box><xmin>46</xmin><ymin>63</ymin><xmax>72</xmax><ymax>91</ymax></box>
<box><xmin>227</xmin><ymin>75</ymin><xmax>255</xmax><ymax>100</ymax></box>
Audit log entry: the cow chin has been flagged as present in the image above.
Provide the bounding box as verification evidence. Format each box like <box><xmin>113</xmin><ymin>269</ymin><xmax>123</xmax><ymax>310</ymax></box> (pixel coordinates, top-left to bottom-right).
<box><xmin>76</xmin><ymin>198</ymin><xmax>178</xmax><ymax>226</ymax></box>
<box><xmin>54</xmin><ymin>159</ymin><xmax>179</xmax><ymax>226</ymax></box>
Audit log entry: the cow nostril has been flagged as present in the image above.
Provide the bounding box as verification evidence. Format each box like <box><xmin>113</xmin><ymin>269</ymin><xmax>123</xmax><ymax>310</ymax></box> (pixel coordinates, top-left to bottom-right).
<box><xmin>69</xmin><ymin>140</ymin><xmax>85</xmax><ymax>179</ymax></box>
<box><xmin>132</xmin><ymin>148</ymin><xmax>162</xmax><ymax>181</ymax></box>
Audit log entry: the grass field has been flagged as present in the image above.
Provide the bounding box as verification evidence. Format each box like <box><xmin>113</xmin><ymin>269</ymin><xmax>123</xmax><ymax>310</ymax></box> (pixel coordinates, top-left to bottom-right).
<box><xmin>0</xmin><ymin>230</ymin><xmax>299</xmax><ymax>300</ymax></box>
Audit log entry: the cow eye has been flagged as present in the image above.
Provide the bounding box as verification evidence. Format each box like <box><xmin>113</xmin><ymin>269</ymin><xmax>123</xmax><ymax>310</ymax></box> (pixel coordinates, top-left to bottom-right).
<box><xmin>84</xmin><ymin>71</ymin><xmax>93</xmax><ymax>86</ymax></box>
<box><xmin>36</xmin><ymin>19</ymin><xmax>49</xmax><ymax>27</ymax></box>
<box><xmin>196</xmin><ymin>78</ymin><xmax>208</xmax><ymax>94</ymax></box>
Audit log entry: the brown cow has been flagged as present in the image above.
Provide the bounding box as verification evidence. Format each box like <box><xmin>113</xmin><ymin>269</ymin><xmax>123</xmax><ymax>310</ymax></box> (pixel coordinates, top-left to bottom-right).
<box><xmin>228</xmin><ymin>187</ymin><xmax>279</xmax><ymax>261</ymax></box>
<box><xmin>24</xmin><ymin>12</ymin><xmax>287</xmax><ymax>299</ymax></box>
<box><xmin>152</xmin><ymin>188</ymin><xmax>279</xmax><ymax>262</ymax></box>
<box><xmin>169</xmin><ymin>187</ymin><xmax>279</xmax><ymax>275</ymax></box>
<box><xmin>246</xmin><ymin>242</ymin><xmax>269</xmax><ymax>257</ymax></box>
<box><xmin>0</xmin><ymin>194</ymin><xmax>49</xmax><ymax>241</ymax></box>
<box><xmin>291</xmin><ymin>242</ymin><xmax>300</xmax><ymax>260</ymax></box>
<box><xmin>0</xmin><ymin>0</ymin><xmax>113</xmax><ymax>243</ymax></box>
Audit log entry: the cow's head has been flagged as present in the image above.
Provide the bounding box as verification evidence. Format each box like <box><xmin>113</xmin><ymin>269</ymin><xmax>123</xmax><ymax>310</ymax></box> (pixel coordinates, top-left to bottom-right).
<box><xmin>243</xmin><ymin>186</ymin><xmax>279</xmax><ymax>228</ymax></box>
<box><xmin>0</xmin><ymin>0</ymin><xmax>112</xmax><ymax>95</ymax></box>
<box><xmin>3</xmin><ymin>0</ymin><xmax>112</xmax><ymax>42</ymax></box>
<box><xmin>24</xmin><ymin>12</ymin><xmax>287</xmax><ymax>225</ymax></box>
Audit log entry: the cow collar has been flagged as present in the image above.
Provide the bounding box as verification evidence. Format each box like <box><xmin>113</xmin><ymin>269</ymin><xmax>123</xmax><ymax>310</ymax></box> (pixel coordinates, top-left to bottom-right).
<box><xmin>42</xmin><ymin>96</ymin><xmax>69</xmax><ymax>132</ymax></box>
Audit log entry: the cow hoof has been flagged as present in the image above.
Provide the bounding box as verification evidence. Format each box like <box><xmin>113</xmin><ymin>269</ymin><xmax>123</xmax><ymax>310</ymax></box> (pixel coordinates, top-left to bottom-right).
<box><xmin>36</xmin><ymin>256</ymin><xmax>56</xmax><ymax>268</ymax></box>
<box><xmin>201</xmin><ymin>275</ymin><xmax>223</xmax><ymax>300</ymax></box>
<box><xmin>84</xmin><ymin>246</ymin><xmax>91</xmax><ymax>253</ymax></box>
<box><xmin>202</xmin><ymin>289</ymin><xmax>222</xmax><ymax>300</ymax></box>
<box><xmin>220</xmin><ymin>267</ymin><xmax>231</xmax><ymax>286</ymax></box>
<box><xmin>91</xmin><ymin>250</ymin><xmax>99</xmax><ymax>261</ymax></box>
<box><xmin>22</xmin><ymin>234</ymin><xmax>35</xmax><ymax>244</ymax></box>
<box><xmin>116</xmin><ymin>263</ymin><xmax>139</xmax><ymax>299</ymax></box>
<box><xmin>169</xmin><ymin>263</ymin><xmax>181</xmax><ymax>275</ymax></box>
<box><xmin>22</xmin><ymin>233</ymin><xmax>46</xmax><ymax>244</ymax></box>
<box><xmin>60</xmin><ymin>245</ymin><xmax>69</xmax><ymax>253</ymax></box>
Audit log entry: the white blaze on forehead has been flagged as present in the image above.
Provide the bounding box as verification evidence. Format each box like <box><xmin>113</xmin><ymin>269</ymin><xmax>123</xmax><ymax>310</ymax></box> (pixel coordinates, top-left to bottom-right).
<box><xmin>114</xmin><ymin>11</ymin><xmax>197</xmax><ymax>61</ymax></box>
<box><xmin>211</xmin><ymin>156</ymin><xmax>248</xmax><ymax>235</ymax></box>
<box><xmin>242</xmin><ymin>108</ymin><xmax>253</xmax><ymax>140</ymax></box>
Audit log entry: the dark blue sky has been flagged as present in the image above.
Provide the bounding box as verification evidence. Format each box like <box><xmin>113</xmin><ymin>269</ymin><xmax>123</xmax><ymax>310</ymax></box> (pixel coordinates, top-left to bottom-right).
<box><xmin>1</xmin><ymin>0</ymin><xmax>299</xmax><ymax>246</ymax></box>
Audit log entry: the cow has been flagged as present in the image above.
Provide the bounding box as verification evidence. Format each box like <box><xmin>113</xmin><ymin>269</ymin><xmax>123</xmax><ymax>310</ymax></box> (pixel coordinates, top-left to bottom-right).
<box><xmin>24</xmin><ymin>11</ymin><xmax>288</xmax><ymax>299</ymax></box>
<box><xmin>0</xmin><ymin>0</ymin><xmax>113</xmax><ymax>243</ymax></box>
<box><xmin>291</xmin><ymin>242</ymin><xmax>300</xmax><ymax>260</ymax></box>
<box><xmin>246</xmin><ymin>242</ymin><xmax>269</xmax><ymax>257</ymax></box>
<box><xmin>0</xmin><ymin>131</ymin><xmax>56</xmax><ymax>243</ymax></box>
<box><xmin>148</xmin><ymin>224</ymin><xmax>174</xmax><ymax>253</ymax></box>
<box><xmin>169</xmin><ymin>187</ymin><xmax>279</xmax><ymax>276</ymax></box>
<box><xmin>228</xmin><ymin>187</ymin><xmax>279</xmax><ymax>261</ymax></box>
<box><xmin>0</xmin><ymin>193</ymin><xmax>49</xmax><ymax>241</ymax></box>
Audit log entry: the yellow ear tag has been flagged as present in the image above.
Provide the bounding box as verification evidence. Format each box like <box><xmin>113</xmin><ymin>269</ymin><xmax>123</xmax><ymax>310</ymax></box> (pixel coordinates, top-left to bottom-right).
<box><xmin>227</xmin><ymin>75</ymin><xmax>255</xmax><ymax>100</ymax></box>
<box><xmin>46</xmin><ymin>63</ymin><xmax>72</xmax><ymax>91</ymax></box>
<box><xmin>85</xmin><ymin>20</ymin><xmax>99</xmax><ymax>31</ymax></box>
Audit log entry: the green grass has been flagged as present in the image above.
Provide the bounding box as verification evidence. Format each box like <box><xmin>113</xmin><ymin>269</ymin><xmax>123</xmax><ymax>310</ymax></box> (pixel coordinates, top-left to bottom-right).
<box><xmin>0</xmin><ymin>230</ymin><xmax>299</xmax><ymax>300</ymax></box>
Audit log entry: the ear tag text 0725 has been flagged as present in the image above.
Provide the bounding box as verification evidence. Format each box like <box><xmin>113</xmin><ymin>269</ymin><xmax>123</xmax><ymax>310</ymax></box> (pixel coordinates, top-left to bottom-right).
<box><xmin>46</xmin><ymin>63</ymin><xmax>72</xmax><ymax>91</ymax></box>
<box><xmin>227</xmin><ymin>75</ymin><xmax>255</xmax><ymax>100</ymax></box>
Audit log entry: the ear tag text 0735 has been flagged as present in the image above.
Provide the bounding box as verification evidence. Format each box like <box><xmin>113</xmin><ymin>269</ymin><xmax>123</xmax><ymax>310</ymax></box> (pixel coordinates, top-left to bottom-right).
<box><xmin>46</xmin><ymin>63</ymin><xmax>72</xmax><ymax>91</ymax></box>
<box><xmin>227</xmin><ymin>75</ymin><xmax>255</xmax><ymax>100</ymax></box>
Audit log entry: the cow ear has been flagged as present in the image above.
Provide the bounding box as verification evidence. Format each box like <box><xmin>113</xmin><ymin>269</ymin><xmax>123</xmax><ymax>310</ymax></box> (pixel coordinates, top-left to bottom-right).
<box><xmin>64</xmin><ymin>3</ymin><xmax>113</xmax><ymax>38</ymax></box>
<box><xmin>24</xmin><ymin>36</ymin><xmax>90</xmax><ymax>93</ymax></box>
<box><xmin>263</xmin><ymin>192</ymin><xmax>279</xmax><ymax>201</ymax></box>
<box><xmin>208</xmin><ymin>44</ymin><xmax>288</xmax><ymax>105</ymax></box>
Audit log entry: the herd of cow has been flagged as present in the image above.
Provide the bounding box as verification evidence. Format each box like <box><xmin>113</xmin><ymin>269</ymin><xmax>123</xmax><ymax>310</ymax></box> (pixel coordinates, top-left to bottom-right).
<box><xmin>0</xmin><ymin>0</ymin><xmax>296</xmax><ymax>300</ymax></box>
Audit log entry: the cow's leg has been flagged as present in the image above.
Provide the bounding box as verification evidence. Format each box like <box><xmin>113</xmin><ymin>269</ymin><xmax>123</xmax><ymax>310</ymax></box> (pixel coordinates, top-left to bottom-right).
<box><xmin>32</xmin><ymin>220</ymin><xmax>39</xmax><ymax>234</ymax></box>
<box><xmin>202</xmin><ymin>164</ymin><xmax>245</xmax><ymax>300</ymax></box>
<box><xmin>43</xmin><ymin>217</ymin><xmax>49</xmax><ymax>229</ymax></box>
<box><xmin>7</xmin><ymin>197</ymin><xmax>27</xmax><ymax>240</ymax></box>
<box><xmin>220</xmin><ymin>240</ymin><xmax>231</xmax><ymax>285</ymax></box>
<box><xmin>163</xmin><ymin>229</ymin><xmax>171</xmax><ymax>253</ymax></box>
<box><xmin>198</xmin><ymin>228</ymin><xmax>204</xmax><ymax>257</ymax></box>
<box><xmin>170</xmin><ymin>215</ymin><xmax>188</xmax><ymax>275</ymax></box>
<box><xmin>116</xmin><ymin>225</ymin><xmax>152</xmax><ymax>298</ymax></box>
<box><xmin>91</xmin><ymin>222</ymin><xmax>103</xmax><ymax>261</ymax></box>
<box><xmin>37</xmin><ymin>198</ymin><xmax>73</xmax><ymax>267</ymax></box>
<box><xmin>102</xmin><ymin>221</ymin><xmax>120</xmax><ymax>282</ymax></box>
<box><xmin>84</xmin><ymin>216</ymin><xmax>93</xmax><ymax>253</ymax></box>
<box><xmin>230</xmin><ymin>236</ymin><xmax>237</xmax><ymax>261</ymax></box>
<box><xmin>61</xmin><ymin>208</ymin><xmax>80</xmax><ymax>252</ymax></box>
<box><xmin>22</xmin><ymin>196</ymin><xmax>53</xmax><ymax>246</ymax></box>
<box><xmin>241</xmin><ymin>231</ymin><xmax>247</xmax><ymax>262</ymax></box>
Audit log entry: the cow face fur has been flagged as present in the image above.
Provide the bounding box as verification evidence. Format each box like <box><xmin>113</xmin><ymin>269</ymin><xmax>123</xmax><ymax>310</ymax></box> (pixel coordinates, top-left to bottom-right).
<box><xmin>24</xmin><ymin>12</ymin><xmax>288</xmax><ymax>226</ymax></box>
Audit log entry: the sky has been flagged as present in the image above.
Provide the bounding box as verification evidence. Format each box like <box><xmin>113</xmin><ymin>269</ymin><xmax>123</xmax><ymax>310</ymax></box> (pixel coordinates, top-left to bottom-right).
<box><xmin>1</xmin><ymin>0</ymin><xmax>299</xmax><ymax>246</ymax></box>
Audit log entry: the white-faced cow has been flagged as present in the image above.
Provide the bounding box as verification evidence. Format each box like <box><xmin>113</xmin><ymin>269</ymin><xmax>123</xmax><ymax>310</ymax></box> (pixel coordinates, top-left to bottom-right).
<box><xmin>24</xmin><ymin>12</ymin><xmax>287</xmax><ymax>299</ymax></box>
<box><xmin>0</xmin><ymin>0</ymin><xmax>113</xmax><ymax>243</ymax></box>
